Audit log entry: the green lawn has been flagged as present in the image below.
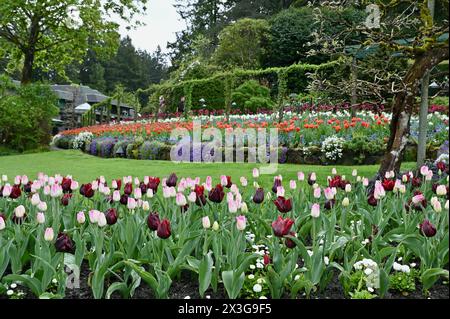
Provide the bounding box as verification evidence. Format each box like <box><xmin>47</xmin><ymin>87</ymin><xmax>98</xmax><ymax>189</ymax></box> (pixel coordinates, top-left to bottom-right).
<box><xmin>0</xmin><ymin>150</ymin><xmax>416</xmax><ymax>187</ymax></box>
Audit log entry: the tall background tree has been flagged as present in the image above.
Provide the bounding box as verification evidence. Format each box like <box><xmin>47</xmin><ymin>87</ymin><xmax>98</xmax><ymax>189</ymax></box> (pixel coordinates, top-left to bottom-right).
<box><xmin>0</xmin><ymin>0</ymin><xmax>149</xmax><ymax>84</ymax></box>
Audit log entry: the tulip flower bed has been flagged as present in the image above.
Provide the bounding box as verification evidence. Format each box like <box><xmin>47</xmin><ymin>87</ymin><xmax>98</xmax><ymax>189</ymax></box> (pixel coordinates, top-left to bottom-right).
<box><xmin>54</xmin><ymin>110</ymin><xmax>449</xmax><ymax>165</ymax></box>
<box><xmin>0</xmin><ymin>162</ymin><xmax>449</xmax><ymax>300</ymax></box>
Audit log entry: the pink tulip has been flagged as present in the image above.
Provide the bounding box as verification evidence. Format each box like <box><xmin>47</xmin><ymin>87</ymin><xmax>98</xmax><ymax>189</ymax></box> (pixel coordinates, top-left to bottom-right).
<box><xmin>240</xmin><ymin>177</ymin><xmax>248</xmax><ymax>187</ymax></box>
<box><xmin>176</xmin><ymin>193</ymin><xmax>187</xmax><ymax>206</ymax></box>
<box><xmin>313</xmin><ymin>187</ymin><xmax>321</xmax><ymax>199</ymax></box>
<box><xmin>89</xmin><ymin>210</ymin><xmax>100</xmax><ymax>223</ymax></box>
<box><xmin>2</xmin><ymin>184</ymin><xmax>11</xmax><ymax>197</ymax></box>
<box><xmin>253</xmin><ymin>168</ymin><xmax>260</xmax><ymax>178</ymax></box>
<box><xmin>228</xmin><ymin>199</ymin><xmax>238</xmax><ymax>213</ymax></box>
<box><xmin>297</xmin><ymin>172</ymin><xmax>305</xmax><ymax>181</ymax></box>
<box><xmin>311</xmin><ymin>204</ymin><xmax>320</xmax><ymax>218</ymax></box>
<box><xmin>44</xmin><ymin>228</ymin><xmax>54</xmax><ymax>241</ymax></box>
<box><xmin>289</xmin><ymin>180</ymin><xmax>297</xmax><ymax>190</ymax></box>
<box><xmin>113</xmin><ymin>190</ymin><xmax>121</xmax><ymax>202</ymax></box>
<box><xmin>127</xmin><ymin>197</ymin><xmax>137</xmax><ymax>210</ymax></box>
<box><xmin>202</xmin><ymin>216</ymin><xmax>211</xmax><ymax>229</ymax></box>
<box><xmin>0</xmin><ymin>216</ymin><xmax>5</xmax><ymax>231</ymax></box>
<box><xmin>36</xmin><ymin>212</ymin><xmax>45</xmax><ymax>224</ymax></box>
<box><xmin>236</xmin><ymin>215</ymin><xmax>247</xmax><ymax>231</ymax></box>
<box><xmin>324</xmin><ymin>187</ymin><xmax>334</xmax><ymax>200</ymax></box>
<box><xmin>77</xmin><ymin>212</ymin><xmax>86</xmax><ymax>224</ymax></box>
<box><xmin>420</xmin><ymin>166</ymin><xmax>429</xmax><ymax>177</ymax></box>
<box><xmin>37</xmin><ymin>201</ymin><xmax>47</xmax><ymax>211</ymax></box>
<box><xmin>374</xmin><ymin>181</ymin><xmax>385</xmax><ymax>199</ymax></box>
<box><xmin>277</xmin><ymin>186</ymin><xmax>285</xmax><ymax>197</ymax></box>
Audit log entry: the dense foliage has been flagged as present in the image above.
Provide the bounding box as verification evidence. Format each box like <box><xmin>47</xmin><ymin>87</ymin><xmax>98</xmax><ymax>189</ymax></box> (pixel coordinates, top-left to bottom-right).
<box><xmin>0</xmin><ymin>76</ymin><xmax>58</xmax><ymax>152</ymax></box>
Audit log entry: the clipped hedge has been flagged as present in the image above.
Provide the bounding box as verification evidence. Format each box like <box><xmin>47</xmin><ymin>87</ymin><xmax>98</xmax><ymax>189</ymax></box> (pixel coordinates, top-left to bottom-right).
<box><xmin>139</xmin><ymin>60</ymin><xmax>341</xmax><ymax>116</ymax></box>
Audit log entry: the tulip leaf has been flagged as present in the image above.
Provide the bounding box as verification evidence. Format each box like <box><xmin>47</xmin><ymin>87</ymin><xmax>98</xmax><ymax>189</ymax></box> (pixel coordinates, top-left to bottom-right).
<box><xmin>421</xmin><ymin>268</ymin><xmax>449</xmax><ymax>291</ymax></box>
<box><xmin>3</xmin><ymin>274</ymin><xmax>42</xmax><ymax>296</ymax></box>
<box><xmin>199</xmin><ymin>252</ymin><xmax>213</xmax><ymax>298</ymax></box>
<box><xmin>222</xmin><ymin>270</ymin><xmax>245</xmax><ymax>299</ymax></box>
<box><xmin>106</xmin><ymin>282</ymin><xmax>128</xmax><ymax>299</ymax></box>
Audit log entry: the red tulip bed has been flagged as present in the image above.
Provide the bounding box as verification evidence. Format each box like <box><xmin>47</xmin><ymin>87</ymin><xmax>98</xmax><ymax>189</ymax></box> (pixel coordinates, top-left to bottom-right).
<box><xmin>0</xmin><ymin>164</ymin><xmax>449</xmax><ymax>300</ymax></box>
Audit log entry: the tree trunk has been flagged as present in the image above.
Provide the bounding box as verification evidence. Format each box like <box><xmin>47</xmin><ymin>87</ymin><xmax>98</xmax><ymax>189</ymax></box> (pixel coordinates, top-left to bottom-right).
<box><xmin>20</xmin><ymin>16</ymin><xmax>40</xmax><ymax>84</ymax></box>
<box><xmin>378</xmin><ymin>46</ymin><xmax>449</xmax><ymax>177</ymax></box>
<box><xmin>417</xmin><ymin>72</ymin><xmax>430</xmax><ymax>167</ymax></box>
<box><xmin>416</xmin><ymin>0</ymin><xmax>435</xmax><ymax>168</ymax></box>
<box><xmin>350</xmin><ymin>56</ymin><xmax>358</xmax><ymax>117</ymax></box>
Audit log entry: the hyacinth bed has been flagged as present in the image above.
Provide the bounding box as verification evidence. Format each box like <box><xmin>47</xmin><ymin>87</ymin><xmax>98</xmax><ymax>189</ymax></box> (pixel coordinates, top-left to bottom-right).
<box><xmin>0</xmin><ymin>161</ymin><xmax>449</xmax><ymax>299</ymax></box>
<box><xmin>53</xmin><ymin>110</ymin><xmax>449</xmax><ymax>166</ymax></box>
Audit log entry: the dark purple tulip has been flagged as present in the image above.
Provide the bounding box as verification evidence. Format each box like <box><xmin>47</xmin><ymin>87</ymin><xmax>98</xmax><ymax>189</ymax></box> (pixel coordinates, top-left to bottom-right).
<box><xmin>195</xmin><ymin>194</ymin><xmax>207</xmax><ymax>207</ymax></box>
<box><xmin>367</xmin><ymin>194</ymin><xmax>378</xmax><ymax>207</ymax></box>
<box><xmin>208</xmin><ymin>184</ymin><xmax>225</xmax><ymax>203</ymax></box>
<box><xmin>120</xmin><ymin>194</ymin><xmax>129</xmax><ymax>205</ymax></box>
<box><xmin>166</xmin><ymin>173</ymin><xmax>178</xmax><ymax>188</ymax></box>
<box><xmin>23</xmin><ymin>182</ymin><xmax>33</xmax><ymax>193</ymax></box>
<box><xmin>157</xmin><ymin>219</ymin><xmax>171</xmax><ymax>239</ymax></box>
<box><xmin>253</xmin><ymin>188</ymin><xmax>265</xmax><ymax>204</ymax></box>
<box><xmin>420</xmin><ymin>220</ymin><xmax>437</xmax><ymax>237</ymax></box>
<box><xmin>55</xmin><ymin>232</ymin><xmax>75</xmax><ymax>254</ymax></box>
<box><xmin>180</xmin><ymin>204</ymin><xmax>189</xmax><ymax>213</ymax></box>
<box><xmin>139</xmin><ymin>182</ymin><xmax>148</xmax><ymax>194</ymax></box>
<box><xmin>324</xmin><ymin>199</ymin><xmax>336</xmax><ymax>210</ymax></box>
<box><xmin>285</xmin><ymin>231</ymin><xmax>297</xmax><ymax>249</ymax></box>
<box><xmin>147</xmin><ymin>212</ymin><xmax>160</xmax><ymax>231</ymax></box>
<box><xmin>105</xmin><ymin>208</ymin><xmax>118</xmax><ymax>225</ymax></box>
<box><xmin>272</xmin><ymin>178</ymin><xmax>282</xmax><ymax>193</ymax></box>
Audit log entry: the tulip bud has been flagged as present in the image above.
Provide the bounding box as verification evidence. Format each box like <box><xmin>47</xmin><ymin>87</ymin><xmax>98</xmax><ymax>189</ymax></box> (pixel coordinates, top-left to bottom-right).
<box><xmin>352</xmin><ymin>169</ymin><xmax>357</xmax><ymax>177</ymax></box>
<box><xmin>240</xmin><ymin>177</ymin><xmax>248</xmax><ymax>187</ymax></box>
<box><xmin>313</xmin><ymin>187</ymin><xmax>321</xmax><ymax>199</ymax></box>
<box><xmin>77</xmin><ymin>211</ymin><xmax>86</xmax><ymax>224</ymax></box>
<box><xmin>127</xmin><ymin>197</ymin><xmax>137</xmax><ymax>210</ymax></box>
<box><xmin>297</xmin><ymin>172</ymin><xmax>305</xmax><ymax>181</ymax></box>
<box><xmin>157</xmin><ymin>219</ymin><xmax>171</xmax><ymax>239</ymax></box>
<box><xmin>311</xmin><ymin>204</ymin><xmax>320</xmax><ymax>218</ymax></box>
<box><xmin>212</xmin><ymin>221</ymin><xmax>219</xmax><ymax>231</ymax></box>
<box><xmin>37</xmin><ymin>201</ymin><xmax>47</xmax><ymax>212</ymax></box>
<box><xmin>445</xmin><ymin>200</ymin><xmax>449</xmax><ymax>210</ymax></box>
<box><xmin>0</xmin><ymin>216</ymin><xmax>5</xmax><ymax>231</ymax></box>
<box><xmin>14</xmin><ymin>205</ymin><xmax>26</xmax><ymax>218</ymax></box>
<box><xmin>44</xmin><ymin>228</ymin><xmax>54</xmax><ymax>241</ymax></box>
<box><xmin>362</xmin><ymin>178</ymin><xmax>369</xmax><ymax>187</ymax></box>
<box><xmin>436</xmin><ymin>185</ymin><xmax>447</xmax><ymax>196</ymax></box>
<box><xmin>187</xmin><ymin>192</ymin><xmax>197</xmax><ymax>203</ymax></box>
<box><xmin>432</xmin><ymin>200</ymin><xmax>442</xmax><ymax>213</ymax></box>
<box><xmin>1</xmin><ymin>175</ymin><xmax>7</xmax><ymax>182</ymax></box>
<box><xmin>142</xmin><ymin>201</ymin><xmax>150</xmax><ymax>211</ymax></box>
<box><xmin>241</xmin><ymin>202</ymin><xmax>248</xmax><ymax>213</ymax></box>
<box><xmin>36</xmin><ymin>212</ymin><xmax>45</xmax><ymax>224</ymax></box>
<box><xmin>356</xmin><ymin>176</ymin><xmax>361</xmax><ymax>182</ymax></box>
<box><xmin>31</xmin><ymin>193</ymin><xmax>40</xmax><ymax>206</ymax></box>
<box><xmin>98</xmin><ymin>213</ymin><xmax>107</xmax><ymax>227</ymax></box>
<box><xmin>345</xmin><ymin>184</ymin><xmax>352</xmax><ymax>193</ymax></box>
<box><xmin>253</xmin><ymin>168</ymin><xmax>260</xmax><ymax>178</ymax></box>
<box><xmin>202</xmin><ymin>216</ymin><xmax>211</xmax><ymax>229</ymax></box>
<box><xmin>342</xmin><ymin>197</ymin><xmax>350</xmax><ymax>207</ymax></box>
<box><xmin>236</xmin><ymin>215</ymin><xmax>247</xmax><ymax>231</ymax></box>
<box><xmin>176</xmin><ymin>193</ymin><xmax>187</xmax><ymax>207</ymax></box>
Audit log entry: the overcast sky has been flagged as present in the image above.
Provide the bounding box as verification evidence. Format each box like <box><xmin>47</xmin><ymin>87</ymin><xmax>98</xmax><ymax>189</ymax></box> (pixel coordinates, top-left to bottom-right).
<box><xmin>117</xmin><ymin>0</ymin><xmax>186</xmax><ymax>54</ymax></box>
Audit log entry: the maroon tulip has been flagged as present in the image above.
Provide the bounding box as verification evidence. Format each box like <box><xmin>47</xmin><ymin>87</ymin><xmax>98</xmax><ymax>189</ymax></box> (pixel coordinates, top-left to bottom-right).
<box><xmin>208</xmin><ymin>184</ymin><xmax>225</xmax><ymax>203</ymax></box>
<box><xmin>411</xmin><ymin>177</ymin><xmax>422</xmax><ymax>188</ymax></box>
<box><xmin>420</xmin><ymin>220</ymin><xmax>437</xmax><ymax>237</ymax></box>
<box><xmin>166</xmin><ymin>173</ymin><xmax>178</xmax><ymax>187</ymax></box>
<box><xmin>194</xmin><ymin>185</ymin><xmax>206</xmax><ymax>206</ymax></box>
<box><xmin>436</xmin><ymin>161</ymin><xmax>447</xmax><ymax>173</ymax></box>
<box><xmin>61</xmin><ymin>177</ymin><xmax>72</xmax><ymax>193</ymax></box>
<box><xmin>274</xmin><ymin>196</ymin><xmax>292</xmax><ymax>213</ymax></box>
<box><xmin>9</xmin><ymin>185</ymin><xmax>21</xmax><ymax>199</ymax></box>
<box><xmin>253</xmin><ymin>188</ymin><xmax>265</xmax><ymax>204</ymax></box>
<box><xmin>382</xmin><ymin>179</ymin><xmax>395</xmax><ymax>191</ymax></box>
<box><xmin>147</xmin><ymin>177</ymin><xmax>160</xmax><ymax>193</ymax></box>
<box><xmin>367</xmin><ymin>194</ymin><xmax>378</xmax><ymax>207</ymax></box>
<box><xmin>272</xmin><ymin>178</ymin><xmax>282</xmax><ymax>193</ymax></box>
<box><xmin>157</xmin><ymin>219</ymin><xmax>171</xmax><ymax>239</ymax></box>
<box><xmin>147</xmin><ymin>212</ymin><xmax>160</xmax><ymax>231</ymax></box>
<box><xmin>329</xmin><ymin>175</ymin><xmax>349</xmax><ymax>190</ymax></box>
<box><xmin>225</xmin><ymin>176</ymin><xmax>232</xmax><ymax>188</ymax></box>
<box><xmin>55</xmin><ymin>232</ymin><xmax>75</xmax><ymax>254</ymax></box>
<box><xmin>180</xmin><ymin>204</ymin><xmax>189</xmax><ymax>213</ymax></box>
<box><xmin>114</xmin><ymin>179</ymin><xmax>122</xmax><ymax>190</ymax></box>
<box><xmin>120</xmin><ymin>194</ymin><xmax>129</xmax><ymax>205</ymax></box>
<box><xmin>61</xmin><ymin>193</ymin><xmax>72</xmax><ymax>206</ymax></box>
<box><xmin>285</xmin><ymin>231</ymin><xmax>297</xmax><ymax>249</ymax></box>
<box><xmin>271</xmin><ymin>216</ymin><xmax>295</xmax><ymax>237</ymax></box>
<box><xmin>80</xmin><ymin>183</ymin><xmax>94</xmax><ymax>198</ymax></box>
<box><xmin>263</xmin><ymin>254</ymin><xmax>271</xmax><ymax>266</ymax></box>
<box><xmin>124</xmin><ymin>182</ymin><xmax>133</xmax><ymax>196</ymax></box>
<box><xmin>105</xmin><ymin>208</ymin><xmax>118</xmax><ymax>225</ymax></box>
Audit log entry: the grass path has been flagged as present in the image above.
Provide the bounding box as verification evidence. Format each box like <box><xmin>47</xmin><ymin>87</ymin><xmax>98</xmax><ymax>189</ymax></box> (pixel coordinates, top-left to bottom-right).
<box><xmin>0</xmin><ymin>150</ymin><xmax>416</xmax><ymax>187</ymax></box>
